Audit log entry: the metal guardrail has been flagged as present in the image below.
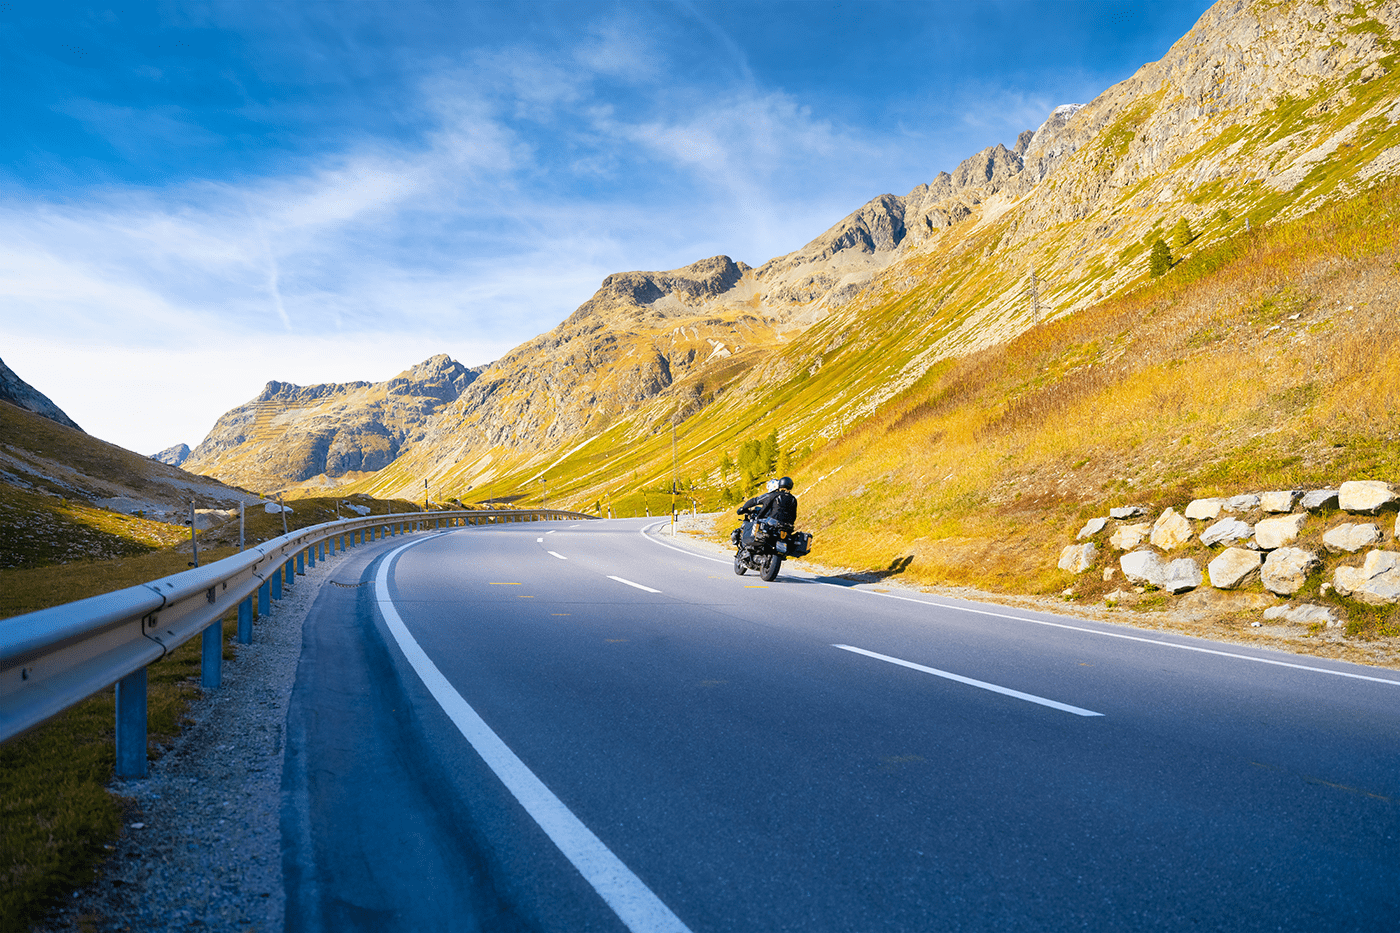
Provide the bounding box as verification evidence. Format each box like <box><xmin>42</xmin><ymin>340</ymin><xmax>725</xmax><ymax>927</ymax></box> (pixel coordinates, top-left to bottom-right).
<box><xmin>0</xmin><ymin>508</ymin><xmax>592</xmax><ymax>775</ymax></box>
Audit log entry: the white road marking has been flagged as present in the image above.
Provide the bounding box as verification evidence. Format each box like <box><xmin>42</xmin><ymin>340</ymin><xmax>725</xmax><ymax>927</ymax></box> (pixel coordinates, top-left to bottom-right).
<box><xmin>609</xmin><ymin>575</ymin><xmax>661</xmax><ymax>594</ymax></box>
<box><xmin>549</xmin><ymin>551</ymin><xmax>568</xmax><ymax>560</ymax></box>
<box><xmin>537</xmin><ymin>537</ymin><xmax>544</xmax><ymax>543</ymax></box>
<box><xmin>376</xmin><ymin>539</ymin><xmax>692</xmax><ymax>933</ymax></box>
<box><xmin>640</xmin><ymin>522</ymin><xmax>731</xmax><ymax>565</ymax></box>
<box><xmin>547</xmin><ymin>530</ymin><xmax>558</xmax><ymax>535</ymax></box>
<box><xmin>827</xmin><ymin>585</ymin><xmax>1400</xmax><ymax>687</ymax></box>
<box><xmin>833</xmin><ymin>644</ymin><xmax>1104</xmax><ymax>717</ymax></box>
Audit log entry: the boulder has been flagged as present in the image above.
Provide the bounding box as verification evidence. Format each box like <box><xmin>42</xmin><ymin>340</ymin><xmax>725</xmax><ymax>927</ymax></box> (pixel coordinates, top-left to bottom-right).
<box><xmin>1333</xmin><ymin>550</ymin><xmax>1400</xmax><ymax>606</ymax></box>
<box><xmin>1185</xmin><ymin>498</ymin><xmax>1225</xmax><ymax>520</ymax></box>
<box><xmin>1110</xmin><ymin>506</ymin><xmax>1146</xmax><ymax>519</ymax></box>
<box><xmin>264</xmin><ymin>502</ymin><xmax>293</xmax><ymax>514</ymax></box>
<box><xmin>1338</xmin><ymin>480</ymin><xmax>1397</xmax><ymax>514</ymax></box>
<box><xmin>1077</xmin><ymin>517</ymin><xmax>1108</xmax><ymax>540</ymax></box>
<box><xmin>1161</xmin><ymin>558</ymin><xmax>1202</xmax><ymax>594</ymax></box>
<box><xmin>1225</xmin><ymin>494</ymin><xmax>1260</xmax><ymax>512</ymax></box>
<box><xmin>1058</xmin><ymin>543</ymin><xmax>1098</xmax><ymax>574</ymax></box>
<box><xmin>1109</xmin><ymin>522</ymin><xmax>1151</xmax><ymax>550</ymax></box>
<box><xmin>1150</xmin><ymin>508</ymin><xmax>1193</xmax><ymax>550</ymax></box>
<box><xmin>1259</xmin><ymin>490</ymin><xmax>1299</xmax><ymax>513</ymax></box>
<box><xmin>1120</xmin><ymin>550</ymin><xmax>1168</xmax><ymax>588</ymax></box>
<box><xmin>1253</xmin><ymin>512</ymin><xmax>1308</xmax><ymax>550</ymax></box>
<box><xmin>1262</xmin><ymin>603</ymin><xmax>1339</xmax><ymax>627</ymax></box>
<box><xmin>1200</xmin><ymin>517</ymin><xmax>1252</xmax><ymax>547</ymax></box>
<box><xmin>1322</xmin><ymin>522</ymin><xmax>1382</xmax><ymax>554</ymax></box>
<box><xmin>1301</xmin><ymin>489</ymin><xmax>1338</xmax><ymax>511</ymax></box>
<box><xmin>1208</xmin><ymin>547</ymin><xmax>1264</xmax><ymax>589</ymax></box>
<box><xmin>1260</xmin><ymin>547</ymin><xmax>1319</xmax><ymax>596</ymax></box>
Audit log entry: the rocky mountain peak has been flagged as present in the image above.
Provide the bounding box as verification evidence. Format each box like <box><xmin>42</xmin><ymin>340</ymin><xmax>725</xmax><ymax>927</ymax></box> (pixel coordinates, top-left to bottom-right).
<box><xmin>0</xmin><ymin>357</ymin><xmax>83</xmax><ymax>432</ymax></box>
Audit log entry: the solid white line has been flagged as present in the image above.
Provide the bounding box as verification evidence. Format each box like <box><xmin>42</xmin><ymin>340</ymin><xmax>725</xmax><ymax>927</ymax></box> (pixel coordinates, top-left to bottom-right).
<box><xmin>608</xmin><ymin>575</ymin><xmax>661</xmax><ymax>594</ymax></box>
<box><xmin>833</xmin><ymin>644</ymin><xmax>1104</xmax><ymax>717</ymax></box>
<box><xmin>640</xmin><ymin>523</ymin><xmax>731</xmax><ymax>565</ymax></box>
<box><xmin>376</xmin><ymin>541</ymin><xmax>692</xmax><ymax>933</ymax></box>
<box><xmin>548</xmin><ymin>551</ymin><xmax>568</xmax><ymax>560</ymax></box>
<box><xmin>825</xmin><ymin>585</ymin><xmax>1400</xmax><ymax>687</ymax></box>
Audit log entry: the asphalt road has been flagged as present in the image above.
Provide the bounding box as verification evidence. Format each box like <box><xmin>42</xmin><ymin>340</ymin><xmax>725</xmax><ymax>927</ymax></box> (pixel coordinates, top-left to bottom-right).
<box><xmin>281</xmin><ymin>518</ymin><xmax>1400</xmax><ymax>932</ymax></box>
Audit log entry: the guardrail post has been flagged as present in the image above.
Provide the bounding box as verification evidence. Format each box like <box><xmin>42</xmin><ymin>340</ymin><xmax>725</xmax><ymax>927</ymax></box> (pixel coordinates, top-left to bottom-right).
<box><xmin>201</xmin><ymin>619</ymin><xmax>222</xmax><ymax>689</ymax></box>
<box><xmin>284</xmin><ymin>560</ymin><xmax>294</xmax><ymax>587</ymax></box>
<box><xmin>297</xmin><ymin>552</ymin><xmax>305</xmax><ymax>575</ymax></box>
<box><xmin>238</xmin><ymin>596</ymin><xmax>253</xmax><ymax>644</ymax></box>
<box><xmin>272</xmin><ymin>566</ymin><xmax>283</xmax><ymax>600</ymax></box>
<box><xmin>260</xmin><ymin>578</ymin><xmax>271</xmax><ymax>614</ymax></box>
<box><xmin>115</xmin><ymin>668</ymin><xmax>148</xmax><ymax>779</ymax></box>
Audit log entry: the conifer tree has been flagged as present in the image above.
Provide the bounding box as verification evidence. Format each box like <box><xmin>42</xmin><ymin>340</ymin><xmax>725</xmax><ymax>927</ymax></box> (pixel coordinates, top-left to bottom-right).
<box><xmin>1149</xmin><ymin>239</ymin><xmax>1173</xmax><ymax>277</ymax></box>
<box><xmin>1171</xmin><ymin>217</ymin><xmax>1194</xmax><ymax>248</ymax></box>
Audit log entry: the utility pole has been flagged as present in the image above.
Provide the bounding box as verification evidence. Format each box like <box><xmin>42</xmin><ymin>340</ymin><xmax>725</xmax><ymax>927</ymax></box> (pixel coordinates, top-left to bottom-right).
<box><xmin>189</xmin><ymin>500</ymin><xmax>199</xmax><ymax>567</ymax></box>
<box><xmin>425</xmin><ymin>479</ymin><xmax>429</xmax><ymax>511</ymax></box>
<box><xmin>239</xmin><ymin>501</ymin><xmax>245</xmax><ymax>552</ymax></box>
<box><xmin>278</xmin><ymin>493</ymin><xmax>288</xmax><ymax>536</ymax></box>
<box><xmin>670</xmin><ymin>419</ymin><xmax>678</xmax><ymax>537</ymax></box>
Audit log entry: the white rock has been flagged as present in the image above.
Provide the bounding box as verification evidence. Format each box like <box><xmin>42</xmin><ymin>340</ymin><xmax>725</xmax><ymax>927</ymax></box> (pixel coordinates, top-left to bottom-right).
<box><xmin>1184</xmin><ymin>498</ymin><xmax>1225</xmax><ymax>520</ymax></box>
<box><xmin>1058</xmin><ymin>543</ymin><xmax>1098</xmax><ymax>574</ymax></box>
<box><xmin>1150</xmin><ymin>508</ymin><xmax>1193</xmax><ymax>550</ymax></box>
<box><xmin>1120</xmin><ymin>550</ymin><xmax>1168</xmax><ymax>588</ymax></box>
<box><xmin>1225</xmin><ymin>494</ymin><xmax>1260</xmax><ymax>512</ymax></box>
<box><xmin>1109</xmin><ymin>522</ymin><xmax>1151</xmax><ymax>550</ymax></box>
<box><xmin>1077</xmin><ymin>517</ymin><xmax>1108</xmax><ymax>539</ymax></box>
<box><xmin>1301</xmin><ymin>489</ymin><xmax>1338</xmax><ymax>510</ymax></box>
<box><xmin>1338</xmin><ymin>480</ymin><xmax>1397</xmax><ymax>514</ymax></box>
<box><xmin>1161</xmin><ymin>558</ymin><xmax>1202</xmax><ymax>594</ymax></box>
<box><xmin>1200</xmin><ymin>517</ymin><xmax>1252</xmax><ymax>547</ymax></box>
<box><xmin>1322</xmin><ymin>522</ymin><xmax>1382</xmax><ymax>554</ymax></box>
<box><xmin>1102</xmin><ymin>567</ymin><xmax>1116</xmax><ymax>582</ymax></box>
<box><xmin>1333</xmin><ymin>550</ymin><xmax>1400</xmax><ymax>605</ymax></box>
<box><xmin>1253</xmin><ymin>512</ymin><xmax>1308</xmax><ymax>550</ymax></box>
<box><xmin>1259</xmin><ymin>490</ymin><xmax>1299</xmax><ymax>513</ymax></box>
<box><xmin>347</xmin><ymin>503</ymin><xmax>372</xmax><ymax>516</ymax></box>
<box><xmin>1110</xmin><ymin>506</ymin><xmax>1146</xmax><ymax>519</ymax></box>
<box><xmin>264</xmin><ymin>502</ymin><xmax>293</xmax><ymax>514</ymax></box>
<box><xmin>1260</xmin><ymin>547</ymin><xmax>1320</xmax><ymax>596</ymax></box>
<box><xmin>1208</xmin><ymin>547</ymin><xmax>1264</xmax><ymax>589</ymax></box>
<box><xmin>1261</xmin><ymin>603</ymin><xmax>1339</xmax><ymax>627</ymax></box>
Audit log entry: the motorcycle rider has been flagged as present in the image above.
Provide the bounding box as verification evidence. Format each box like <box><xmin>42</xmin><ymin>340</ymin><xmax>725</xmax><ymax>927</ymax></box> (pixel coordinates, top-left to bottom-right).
<box><xmin>734</xmin><ymin>477</ymin><xmax>797</xmax><ymax>547</ymax></box>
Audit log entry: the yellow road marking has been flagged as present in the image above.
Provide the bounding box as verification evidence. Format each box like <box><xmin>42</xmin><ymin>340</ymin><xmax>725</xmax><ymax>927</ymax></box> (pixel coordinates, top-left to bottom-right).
<box><xmin>489</xmin><ymin>582</ymin><xmax>522</xmax><ymax>586</ymax></box>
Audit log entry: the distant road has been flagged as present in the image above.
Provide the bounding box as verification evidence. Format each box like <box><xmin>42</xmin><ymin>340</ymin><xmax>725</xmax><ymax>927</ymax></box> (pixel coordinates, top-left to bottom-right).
<box><xmin>282</xmin><ymin>518</ymin><xmax>1400</xmax><ymax>932</ymax></box>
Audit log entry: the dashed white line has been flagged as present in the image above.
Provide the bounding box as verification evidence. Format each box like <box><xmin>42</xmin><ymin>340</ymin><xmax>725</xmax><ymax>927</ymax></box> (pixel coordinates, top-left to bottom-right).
<box><xmin>834</xmin><ymin>644</ymin><xmax>1104</xmax><ymax>717</ymax></box>
<box><xmin>548</xmin><ymin>551</ymin><xmax>568</xmax><ymax>560</ymax></box>
<box><xmin>376</xmin><ymin>539</ymin><xmax>692</xmax><ymax>933</ymax></box>
<box><xmin>537</xmin><ymin>537</ymin><xmax>544</xmax><ymax>543</ymax></box>
<box><xmin>608</xmin><ymin>575</ymin><xmax>661</xmax><ymax>594</ymax></box>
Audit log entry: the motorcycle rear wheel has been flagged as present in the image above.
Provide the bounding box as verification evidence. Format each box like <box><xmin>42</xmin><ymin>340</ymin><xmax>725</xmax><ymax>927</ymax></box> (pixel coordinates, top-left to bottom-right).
<box><xmin>760</xmin><ymin>554</ymin><xmax>783</xmax><ymax>582</ymax></box>
<box><xmin>733</xmin><ymin>551</ymin><xmax>748</xmax><ymax>575</ymax></box>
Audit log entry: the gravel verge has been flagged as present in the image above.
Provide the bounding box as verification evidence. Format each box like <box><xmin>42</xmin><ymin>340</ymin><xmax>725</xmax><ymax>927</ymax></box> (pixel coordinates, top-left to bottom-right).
<box><xmin>34</xmin><ymin>553</ymin><xmax>341</xmax><ymax>933</ymax></box>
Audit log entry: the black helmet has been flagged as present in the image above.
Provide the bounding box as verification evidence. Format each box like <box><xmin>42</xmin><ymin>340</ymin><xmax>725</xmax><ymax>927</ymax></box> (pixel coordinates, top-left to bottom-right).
<box><xmin>778</xmin><ymin>476</ymin><xmax>793</xmax><ymax>490</ymax></box>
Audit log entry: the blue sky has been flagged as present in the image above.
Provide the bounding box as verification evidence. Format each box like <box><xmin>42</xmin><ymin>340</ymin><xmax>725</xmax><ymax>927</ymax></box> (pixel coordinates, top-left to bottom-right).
<box><xmin>0</xmin><ymin>0</ymin><xmax>1212</xmax><ymax>454</ymax></box>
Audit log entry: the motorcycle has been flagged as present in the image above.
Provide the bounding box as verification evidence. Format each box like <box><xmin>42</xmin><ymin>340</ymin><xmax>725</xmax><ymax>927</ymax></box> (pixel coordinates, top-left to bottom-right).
<box><xmin>731</xmin><ymin>514</ymin><xmax>812</xmax><ymax>582</ymax></box>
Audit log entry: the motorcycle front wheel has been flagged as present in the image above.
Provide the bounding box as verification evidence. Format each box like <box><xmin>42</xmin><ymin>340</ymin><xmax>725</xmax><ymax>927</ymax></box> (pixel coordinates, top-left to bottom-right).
<box><xmin>733</xmin><ymin>551</ymin><xmax>748</xmax><ymax>575</ymax></box>
<box><xmin>760</xmin><ymin>554</ymin><xmax>783</xmax><ymax>582</ymax></box>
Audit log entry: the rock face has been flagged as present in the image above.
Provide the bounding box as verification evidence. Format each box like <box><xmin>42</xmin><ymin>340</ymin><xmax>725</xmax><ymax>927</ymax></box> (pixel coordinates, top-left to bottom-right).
<box><xmin>1121</xmin><ymin>550</ymin><xmax>1167</xmax><ymax>587</ymax></box>
<box><xmin>1185</xmin><ymin>498</ymin><xmax>1225</xmax><ymax>520</ymax></box>
<box><xmin>1150</xmin><ymin>508</ymin><xmax>1193</xmax><ymax>550</ymax></box>
<box><xmin>1260</xmin><ymin>547</ymin><xmax>1320</xmax><ymax>596</ymax></box>
<box><xmin>1322</xmin><ymin>523</ymin><xmax>1383</xmax><ymax>554</ymax></box>
<box><xmin>1338</xmin><ymin>480</ymin><xmax>1397</xmax><ymax>513</ymax></box>
<box><xmin>1059</xmin><ymin>543</ymin><xmax>1098</xmax><ymax>573</ymax></box>
<box><xmin>1208</xmin><ymin>547</ymin><xmax>1264</xmax><ymax>589</ymax></box>
<box><xmin>1110</xmin><ymin>522</ymin><xmax>1151</xmax><ymax>550</ymax></box>
<box><xmin>1201</xmin><ymin>517</ymin><xmax>1252</xmax><ymax>547</ymax></box>
<box><xmin>1260</xmin><ymin>491</ymin><xmax>1298</xmax><ymax>513</ymax></box>
<box><xmin>184</xmin><ymin>355</ymin><xmax>479</xmax><ymax>492</ymax></box>
<box><xmin>1161</xmin><ymin>558</ymin><xmax>1202</xmax><ymax>594</ymax></box>
<box><xmin>0</xmin><ymin>357</ymin><xmax>83</xmax><ymax>432</ymax></box>
<box><xmin>1263</xmin><ymin>603</ymin><xmax>1339</xmax><ymax>627</ymax></box>
<box><xmin>1301</xmin><ymin>489</ymin><xmax>1339</xmax><ymax>511</ymax></box>
<box><xmin>1077</xmin><ymin>517</ymin><xmax>1107</xmax><ymax>539</ymax></box>
<box><xmin>1253</xmin><ymin>513</ymin><xmax>1308</xmax><ymax>550</ymax></box>
<box><xmin>151</xmin><ymin>443</ymin><xmax>191</xmax><ymax>467</ymax></box>
<box><xmin>1334</xmin><ymin>551</ymin><xmax>1400</xmax><ymax>605</ymax></box>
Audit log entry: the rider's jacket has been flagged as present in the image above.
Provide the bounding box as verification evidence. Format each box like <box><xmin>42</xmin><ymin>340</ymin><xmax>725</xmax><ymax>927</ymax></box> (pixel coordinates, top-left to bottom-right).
<box><xmin>738</xmin><ymin>489</ymin><xmax>798</xmax><ymax>525</ymax></box>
